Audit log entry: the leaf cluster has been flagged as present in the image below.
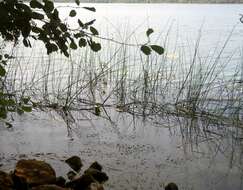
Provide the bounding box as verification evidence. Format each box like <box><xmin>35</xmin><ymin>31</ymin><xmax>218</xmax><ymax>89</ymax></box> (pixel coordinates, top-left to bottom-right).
<box><xmin>0</xmin><ymin>0</ymin><xmax>165</xmax><ymax>126</ymax></box>
<box><xmin>0</xmin><ymin>0</ymin><xmax>33</xmax><ymax>43</ymax></box>
<box><xmin>0</xmin><ymin>0</ymin><xmax>101</xmax><ymax>57</ymax></box>
<box><xmin>140</xmin><ymin>28</ymin><xmax>164</xmax><ymax>56</ymax></box>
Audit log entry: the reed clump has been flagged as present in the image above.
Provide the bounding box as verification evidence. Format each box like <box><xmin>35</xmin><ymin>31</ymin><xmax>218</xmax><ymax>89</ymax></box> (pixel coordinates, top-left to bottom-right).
<box><xmin>3</xmin><ymin>28</ymin><xmax>243</xmax><ymax>131</ymax></box>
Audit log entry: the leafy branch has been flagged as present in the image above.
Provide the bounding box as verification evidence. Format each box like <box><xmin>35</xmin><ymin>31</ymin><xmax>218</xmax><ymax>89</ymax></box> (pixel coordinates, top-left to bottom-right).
<box><xmin>0</xmin><ymin>0</ymin><xmax>165</xmax><ymax>126</ymax></box>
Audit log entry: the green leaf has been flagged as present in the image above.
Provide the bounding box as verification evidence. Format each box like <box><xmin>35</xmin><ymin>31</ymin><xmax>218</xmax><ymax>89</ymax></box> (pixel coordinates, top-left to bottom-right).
<box><xmin>140</xmin><ymin>45</ymin><xmax>151</xmax><ymax>55</ymax></box>
<box><xmin>90</xmin><ymin>26</ymin><xmax>99</xmax><ymax>35</ymax></box>
<box><xmin>0</xmin><ymin>64</ymin><xmax>6</xmax><ymax>77</ymax></box>
<box><xmin>32</xmin><ymin>26</ymin><xmax>42</xmax><ymax>33</ymax></box>
<box><xmin>59</xmin><ymin>23</ymin><xmax>67</xmax><ymax>32</ymax></box>
<box><xmin>21</xmin><ymin>24</ymin><xmax>31</xmax><ymax>38</ymax></box>
<box><xmin>79</xmin><ymin>38</ymin><xmax>87</xmax><ymax>47</ymax></box>
<box><xmin>31</xmin><ymin>12</ymin><xmax>44</xmax><ymax>20</ymax></box>
<box><xmin>75</xmin><ymin>0</ymin><xmax>80</xmax><ymax>5</ymax></box>
<box><xmin>63</xmin><ymin>51</ymin><xmax>69</xmax><ymax>57</ymax></box>
<box><xmin>84</xmin><ymin>19</ymin><xmax>96</xmax><ymax>27</ymax></box>
<box><xmin>150</xmin><ymin>45</ymin><xmax>164</xmax><ymax>55</ymax></box>
<box><xmin>0</xmin><ymin>107</ymin><xmax>7</xmax><ymax>119</ymax></box>
<box><xmin>90</xmin><ymin>42</ymin><xmax>101</xmax><ymax>52</ymax></box>
<box><xmin>31</xmin><ymin>36</ymin><xmax>37</xmax><ymax>40</ymax></box>
<box><xmin>21</xmin><ymin>106</ymin><xmax>32</xmax><ymax>112</ymax></box>
<box><xmin>43</xmin><ymin>0</ymin><xmax>54</xmax><ymax>13</ymax></box>
<box><xmin>83</xmin><ymin>7</ymin><xmax>96</xmax><ymax>12</ymax></box>
<box><xmin>45</xmin><ymin>43</ymin><xmax>52</xmax><ymax>54</ymax></box>
<box><xmin>16</xmin><ymin>3</ymin><xmax>32</xmax><ymax>14</ymax></box>
<box><xmin>28</xmin><ymin>39</ymin><xmax>32</xmax><ymax>48</ymax></box>
<box><xmin>78</xmin><ymin>19</ymin><xmax>84</xmax><ymax>28</ymax></box>
<box><xmin>30</xmin><ymin>0</ymin><xmax>43</xmax><ymax>9</ymax></box>
<box><xmin>0</xmin><ymin>100</ymin><xmax>5</xmax><ymax>106</ymax></box>
<box><xmin>23</xmin><ymin>38</ymin><xmax>29</xmax><ymax>47</ymax></box>
<box><xmin>74</xmin><ymin>32</ymin><xmax>83</xmax><ymax>38</ymax></box>
<box><xmin>69</xmin><ymin>10</ymin><xmax>77</xmax><ymax>17</ymax></box>
<box><xmin>146</xmin><ymin>28</ymin><xmax>154</xmax><ymax>37</ymax></box>
<box><xmin>70</xmin><ymin>40</ymin><xmax>78</xmax><ymax>50</ymax></box>
<box><xmin>46</xmin><ymin>42</ymin><xmax>58</xmax><ymax>54</ymax></box>
<box><xmin>0</xmin><ymin>99</ymin><xmax>8</xmax><ymax>106</ymax></box>
<box><xmin>53</xmin><ymin>9</ymin><xmax>60</xmax><ymax>20</ymax></box>
<box><xmin>50</xmin><ymin>43</ymin><xmax>58</xmax><ymax>52</ymax></box>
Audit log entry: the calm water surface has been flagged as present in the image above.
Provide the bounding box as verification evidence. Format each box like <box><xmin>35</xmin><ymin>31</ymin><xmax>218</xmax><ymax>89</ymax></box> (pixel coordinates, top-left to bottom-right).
<box><xmin>57</xmin><ymin>3</ymin><xmax>243</xmax><ymax>49</ymax></box>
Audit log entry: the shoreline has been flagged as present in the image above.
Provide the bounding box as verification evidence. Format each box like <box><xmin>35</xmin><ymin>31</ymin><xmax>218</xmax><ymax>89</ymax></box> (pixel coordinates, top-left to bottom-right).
<box><xmin>23</xmin><ymin>0</ymin><xmax>243</xmax><ymax>4</ymax></box>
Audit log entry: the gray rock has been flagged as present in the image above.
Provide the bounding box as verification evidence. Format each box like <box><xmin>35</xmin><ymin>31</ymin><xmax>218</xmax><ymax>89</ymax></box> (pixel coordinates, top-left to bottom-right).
<box><xmin>66</xmin><ymin>174</ymin><xmax>95</xmax><ymax>190</ymax></box>
<box><xmin>84</xmin><ymin>168</ymin><xmax>108</xmax><ymax>183</ymax></box>
<box><xmin>165</xmin><ymin>182</ymin><xmax>179</xmax><ymax>190</ymax></box>
<box><xmin>65</xmin><ymin>156</ymin><xmax>83</xmax><ymax>172</ymax></box>
<box><xmin>89</xmin><ymin>161</ymin><xmax>102</xmax><ymax>171</ymax></box>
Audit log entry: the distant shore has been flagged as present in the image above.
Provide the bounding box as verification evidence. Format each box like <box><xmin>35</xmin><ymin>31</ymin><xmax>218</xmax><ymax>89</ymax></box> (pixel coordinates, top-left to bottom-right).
<box><xmin>25</xmin><ymin>0</ymin><xmax>243</xmax><ymax>3</ymax></box>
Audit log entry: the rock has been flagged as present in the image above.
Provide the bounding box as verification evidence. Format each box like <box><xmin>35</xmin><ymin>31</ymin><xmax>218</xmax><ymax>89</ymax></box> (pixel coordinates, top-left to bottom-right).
<box><xmin>84</xmin><ymin>168</ymin><xmax>108</xmax><ymax>183</ymax></box>
<box><xmin>165</xmin><ymin>182</ymin><xmax>179</xmax><ymax>190</ymax></box>
<box><xmin>89</xmin><ymin>182</ymin><xmax>104</xmax><ymax>190</ymax></box>
<box><xmin>65</xmin><ymin>156</ymin><xmax>83</xmax><ymax>173</ymax></box>
<box><xmin>66</xmin><ymin>174</ymin><xmax>96</xmax><ymax>190</ymax></box>
<box><xmin>55</xmin><ymin>176</ymin><xmax>66</xmax><ymax>188</ymax></box>
<box><xmin>67</xmin><ymin>175</ymin><xmax>105</xmax><ymax>190</ymax></box>
<box><xmin>0</xmin><ymin>170</ymin><xmax>14</xmax><ymax>190</ymax></box>
<box><xmin>11</xmin><ymin>172</ymin><xmax>29</xmax><ymax>190</ymax></box>
<box><xmin>67</xmin><ymin>171</ymin><xmax>77</xmax><ymax>181</ymax></box>
<box><xmin>14</xmin><ymin>159</ymin><xmax>56</xmax><ymax>186</ymax></box>
<box><xmin>89</xmin><ymin>162</ymin><xmax>102</xmax><ymax>171</ymax></box>
<box><xmin>32</xmin><ymin>184</ymin><xmax>68</xmax><ymax>190</ymax></box>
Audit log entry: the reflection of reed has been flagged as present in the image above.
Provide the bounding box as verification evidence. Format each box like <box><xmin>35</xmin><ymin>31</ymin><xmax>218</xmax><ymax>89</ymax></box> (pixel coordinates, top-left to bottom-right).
<box><xmin>174</xmin><ymin>115</ymin><xmax>243</xmax><ymax>182</ymax></box>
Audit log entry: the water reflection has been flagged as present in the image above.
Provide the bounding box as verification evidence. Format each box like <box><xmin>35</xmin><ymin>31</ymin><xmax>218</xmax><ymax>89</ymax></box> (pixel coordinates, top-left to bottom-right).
<box><xmin>0</xmin><ymin>110</ymin><xmax>242</xmax><ymax>190</ymax></box>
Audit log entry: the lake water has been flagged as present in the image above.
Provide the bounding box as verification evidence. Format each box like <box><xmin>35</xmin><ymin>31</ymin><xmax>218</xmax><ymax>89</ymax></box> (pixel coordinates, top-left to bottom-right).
<box><xmin>1</xmin><ymin>3</ymin><xmax>243</xmax><ymax>190</ymax></box>
<box><xmin>56</xmin><ymin>3</ymin><xmax>243</xmax><ymax>51</ymax></box>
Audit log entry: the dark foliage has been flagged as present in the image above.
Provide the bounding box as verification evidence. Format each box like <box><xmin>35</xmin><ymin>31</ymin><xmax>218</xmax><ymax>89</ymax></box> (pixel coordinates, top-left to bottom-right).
<box><xmin>0</xmin><ymin>0</ymin><xmax>101</xmax><ymax>57</ymax></box>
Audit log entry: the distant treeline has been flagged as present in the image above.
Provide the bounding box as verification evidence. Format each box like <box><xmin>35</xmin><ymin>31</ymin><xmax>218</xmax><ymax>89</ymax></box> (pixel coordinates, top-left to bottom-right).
<box><xmin>50</xmin><ymin>0</ymin><xmax>243</xmax><ymax>3</ymax></box>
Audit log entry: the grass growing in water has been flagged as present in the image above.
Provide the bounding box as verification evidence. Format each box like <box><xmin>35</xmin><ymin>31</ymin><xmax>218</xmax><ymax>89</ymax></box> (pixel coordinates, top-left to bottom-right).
<box><xmin>2</xmin><ymin>26</ymin><xmax>243</xmax><ymax>134</ymax></box>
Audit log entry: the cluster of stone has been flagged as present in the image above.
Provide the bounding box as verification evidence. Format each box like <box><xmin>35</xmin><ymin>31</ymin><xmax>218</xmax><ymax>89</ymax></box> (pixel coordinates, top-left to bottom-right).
<box><xmin>0</xmin><ymin>156</ymin><xmax>109</xmax><ymax>190</ymax></box>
